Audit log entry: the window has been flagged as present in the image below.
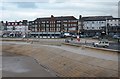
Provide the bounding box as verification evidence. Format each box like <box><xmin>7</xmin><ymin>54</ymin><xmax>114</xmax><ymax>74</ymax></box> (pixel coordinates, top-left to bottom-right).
<box><xmin>64</xmin><ymin>24</ymin><xmax>67</xmax><ymax>26</ymax></box>
<box><xmin>92</xmin><ymin>27</ymin><xmax>94</xmax><ymax>29</ymax></box>
<box><xmin>63</xmin><ymin>20</ymin><xmax>67</xmax><ymax>22</ymax></box>
<box><xmin>15</xmin><ymin>23</ymin><xmax>17</xmax><ymax>25</ymax></box>
<box><xmin>57</xmin><ymin>21</ymin><xmax>61</xmax><ymax>23</ymax></box>
<box><xmin>42</xmin><ymin>21</ymin><xmax>45</xmax><ymax>23</ymax></box>
<box><xmin>73</xmin><ymin>24</ymin><xmax>76</xmax><ymax>26</ymax></box>
<box><xmin>46</xmin><ymin>24</ymin><xmax>49</xmax><ymax>27</ymax></box>
<box><xmin>71</xmin><ymin>20</ymin><xmax>77</xmax><ymax>22</ymax></box>
<box><xmin>112</xmin><ymin>20</ymin><xmax>115</xmax><ymax>21</ymax></box>
<box><xmin>47</xmin><ymin>21</ymin><xmax>49</xmax><ymax>23</ymax></box>
<box><xmin>20</xmin><ymin>22</ymin><xmax>22</xmax><ymax>25</ymax></box>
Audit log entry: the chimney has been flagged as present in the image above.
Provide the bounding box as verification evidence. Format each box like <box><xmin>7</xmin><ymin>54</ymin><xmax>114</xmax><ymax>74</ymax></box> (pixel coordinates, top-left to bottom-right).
<box><xmin>51</xmin><ymin>15</ymin><xmax>54</xmax><ymax>18</ymax></box>
<box><xmin>1</xmin><ymin>21</ymin><xmax>4</xmax><ymax>23</ymax></box>
<box><xmin>79</xmin><ymin>15</ymin><xmax>82</xmax><ymax>19</ymax></box>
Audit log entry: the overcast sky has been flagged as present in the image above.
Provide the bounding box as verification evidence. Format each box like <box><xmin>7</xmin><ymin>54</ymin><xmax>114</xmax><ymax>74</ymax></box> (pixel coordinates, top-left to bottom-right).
<box><xmin>0</xmin><ymin>0</ymin><xmax>120</xmax><ymax>21</ymax></box>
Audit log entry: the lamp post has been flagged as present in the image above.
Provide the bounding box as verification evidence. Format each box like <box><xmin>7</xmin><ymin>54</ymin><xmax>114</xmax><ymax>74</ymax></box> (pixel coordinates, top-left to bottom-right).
<box><xmin>42</xmin><ymin>30</ymin><xmax>43</xmax><ymax>38</ymax></box>
<box><xmin>105</xmin><ymin>18</ymin><xmax>108</xmax><ymax>35</ymax></box>
<box><xmin>101</xmin><ymin>31</ymin><xmax>105</xmax><ymax>39</ymax></box>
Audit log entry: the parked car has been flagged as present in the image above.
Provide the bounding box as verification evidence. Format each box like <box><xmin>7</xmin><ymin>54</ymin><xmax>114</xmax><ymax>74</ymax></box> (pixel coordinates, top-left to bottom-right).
<box><xmin>113</xmin><ymin>35</ymin><xmax>120</xmax><ymax>39</ymax></box>
<box><xmin>61</xmin><ymin>32</ymin><xmax>71</xmax><ymax>38</ymax></box>
<box><xmin>71</xmin><ymin>34</ymin><xmax>77</xmax><ymax>38</ymax></box>
<box><xmin>2</xmin><ymin>34</ymin><xmax>8</xmax><ymax>38</ymax></box>
<box><xmin>92</xmin><ymin>36</ymin><xmax>99</xmax><ymax>39</ymax></box>
<box><xmin>80</xmin><ymin>35</ymin><xmax>86</xmax><ymax>38</ymax></box>
<box><xmin>93</xmin><ymin>40</ymin><xmax>109</xmax><ymax>48</ymax></box>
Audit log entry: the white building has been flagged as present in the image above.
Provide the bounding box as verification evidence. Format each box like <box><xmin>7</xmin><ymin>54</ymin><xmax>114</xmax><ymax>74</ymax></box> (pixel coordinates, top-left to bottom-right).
<box><xmin>6</xmin><ymin>20</ymin><xmax>30</xmax><ymax>37</ymax></box>
<box><xmin>107</xmin><ymin>18</ymin><xmax>120</xmax><ymax>36</ymax></box>
<box><xmin>83</xmin><ymin>21</ymin><xmax>106</xmax><ymax>30</ymax></box>
<box><xmin>0</xmin><ymin>21</ymin><xmax>4</xmax><ymax>36</ymax></box>
<box><xmin>78</xmin><ymin>16</ymin><xmax>118</xmax><ymax>36</ymax></box>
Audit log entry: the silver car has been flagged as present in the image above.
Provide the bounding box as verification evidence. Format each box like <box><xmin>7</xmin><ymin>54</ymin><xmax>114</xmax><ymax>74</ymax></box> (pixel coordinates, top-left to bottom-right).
<box><xmin>93</xmin><ymin>41</ymin><xmax>109</xmax><ymax>48</ymax></box>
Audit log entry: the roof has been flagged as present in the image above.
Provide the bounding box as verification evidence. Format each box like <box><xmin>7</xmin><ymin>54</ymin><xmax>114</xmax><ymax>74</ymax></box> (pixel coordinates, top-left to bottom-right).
<box><xmin>81</xmin><ymin>16</ymin><xmax>113</xmax><ymax>21</ymax></box>
<box><xmin>35</xmin><ymin>16</ymin><xmax>77</xmax><ymax>21</ymax></box>
<box><xmin>110</xmin><ymin>18</ymin><xmax>120</xmax><ymax>20</ymax></box>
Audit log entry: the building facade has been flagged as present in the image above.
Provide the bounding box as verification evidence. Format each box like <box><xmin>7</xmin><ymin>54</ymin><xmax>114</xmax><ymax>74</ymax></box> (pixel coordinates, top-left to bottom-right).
<box><xmin>0</xmin><ymin>21</ymin><xmax>5</xmax><ymax>36</ymax></box>
<box><xmin>29</xmin><ymin>15</ymin><xmax>78</xmax><ymax>38</ymax></box>
<box><xmin>78</xmin><ymin>16</ymin><xmax>119</xmax><ymax>36</ymax></box>
<box><xmin>107</xmin><ymin>18</ymin><xmax>120</xmax><ymax>36</ymax></box>
<box><xmin>0</xmin><ymin>21</ymin><xmax>5</xmax><ymax>31</ymax></box>
<box><xmin>5</xmin><ymin>20</ymin><xmax>30</xmax><ymax>37</ymax></box>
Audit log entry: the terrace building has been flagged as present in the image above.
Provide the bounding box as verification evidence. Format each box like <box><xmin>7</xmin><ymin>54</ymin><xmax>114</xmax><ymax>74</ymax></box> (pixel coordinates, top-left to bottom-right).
<box><xmin>29</xmin><ymin>15</ymin><xmax>78</xmax><ymax>38</ymax></box>
<box><xmin>107</xmin><ymin>18</ymin><xmax>120</xmax><ymax>36</ymax></box>
<box><xmin>5</xmin><ymin>20</ymin><xmax>30</xmax><ymax>37</ymax></box>
<box><xmin>0</xmin><ymin>21</ymin><xmax>6</xmax><ymax>36</ymax></box>
<box><xmin>78</xmin><ymin>15</ymin><xmax>120</xmax><ymax>36</ymax></box>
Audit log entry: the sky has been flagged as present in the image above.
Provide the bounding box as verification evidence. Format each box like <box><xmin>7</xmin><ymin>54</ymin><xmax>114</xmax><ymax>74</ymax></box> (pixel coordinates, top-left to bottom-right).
<box><xmin>0</xmin><ymin>0</ymin><xmax>120</xmax><ymax>21</ymax></box>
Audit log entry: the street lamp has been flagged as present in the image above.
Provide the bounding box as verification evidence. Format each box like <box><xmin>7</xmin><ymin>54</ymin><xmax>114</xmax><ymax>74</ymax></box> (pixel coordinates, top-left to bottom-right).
<box><xmin>101</xmin><ymin>31</ymin><xmax>105</xmax><ymax>39</ymax></box>
<box><xmin>105</xmin><ymin>18</ymin><xmax>108</xmax><ymax>35</ymax></box>
<box><xmin>42</xmin><ymin>30</ymin><xmax>43</xmax><ymax>38</ymax></box>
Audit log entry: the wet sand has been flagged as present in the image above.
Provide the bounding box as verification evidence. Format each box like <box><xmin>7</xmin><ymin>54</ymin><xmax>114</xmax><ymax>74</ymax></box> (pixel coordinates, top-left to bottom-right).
<box><xmin>2</xmin><ymin>52</ymin><xmax>56</xmax><ymax>77</ymax></box>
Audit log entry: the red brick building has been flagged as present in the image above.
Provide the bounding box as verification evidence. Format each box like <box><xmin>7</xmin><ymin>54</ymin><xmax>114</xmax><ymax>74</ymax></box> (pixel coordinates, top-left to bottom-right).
<box><xmin>29</xmin><ymin>15</ymin><xmax>78</xmax><ymax>38</ymax></box>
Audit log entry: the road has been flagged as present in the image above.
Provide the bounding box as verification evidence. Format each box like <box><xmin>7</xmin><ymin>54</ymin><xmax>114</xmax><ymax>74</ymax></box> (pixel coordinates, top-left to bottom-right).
<box><xmin>42</xmin><ymin>44</ymin><xmax>118</xmax><ymax>61</ymax></box>
<box><xmin>68</xmin><ymin>39</ymin><xmax>119</xmax><ymax>51</ymax></box>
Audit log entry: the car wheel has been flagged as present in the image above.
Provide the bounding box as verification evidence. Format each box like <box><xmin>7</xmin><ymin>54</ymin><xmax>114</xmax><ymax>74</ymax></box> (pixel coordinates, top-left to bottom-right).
<box><xmin>104</xmin><ymin>46</ymin><xmax>108</xmax><ymax>48</ymax></box>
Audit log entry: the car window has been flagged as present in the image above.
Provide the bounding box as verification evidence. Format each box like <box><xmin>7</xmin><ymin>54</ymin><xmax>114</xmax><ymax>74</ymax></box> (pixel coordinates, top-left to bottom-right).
<box><xmin>105</xmin><ymin>42</ymin><xmax>108</xmax><ymax>43</ymax></box>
